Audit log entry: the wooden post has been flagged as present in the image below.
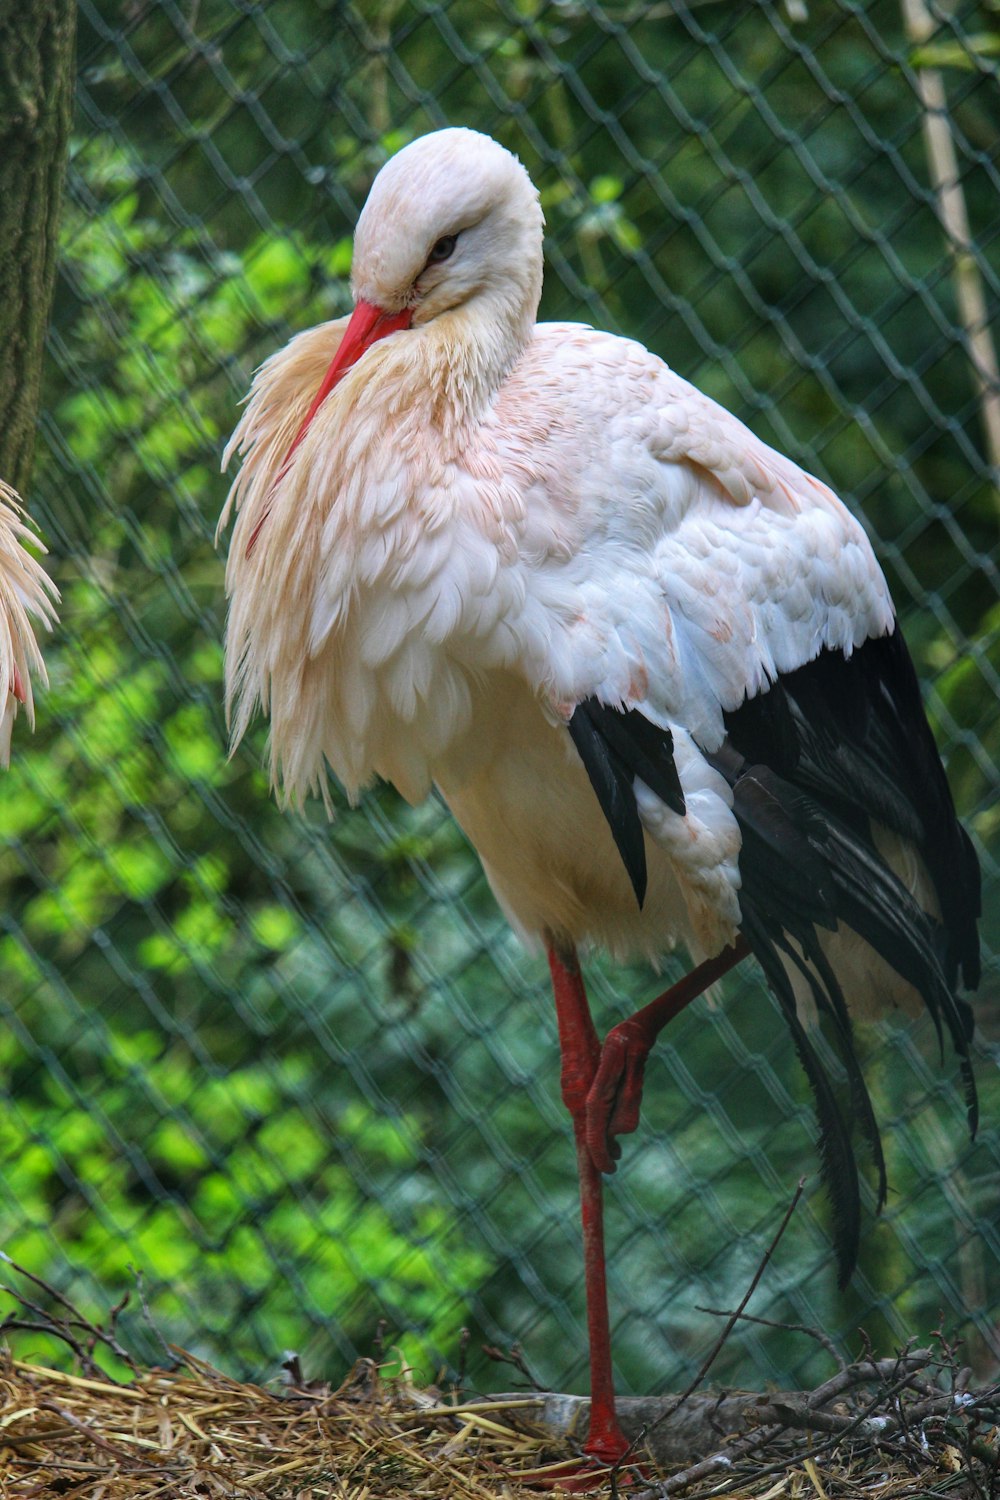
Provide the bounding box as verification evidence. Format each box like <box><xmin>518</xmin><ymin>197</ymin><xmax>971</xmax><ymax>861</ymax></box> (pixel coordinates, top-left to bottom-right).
<box><xmin>900</xmin><ymin>0</ymin><xmax>1000</xmax><ymax>502</ymax></box>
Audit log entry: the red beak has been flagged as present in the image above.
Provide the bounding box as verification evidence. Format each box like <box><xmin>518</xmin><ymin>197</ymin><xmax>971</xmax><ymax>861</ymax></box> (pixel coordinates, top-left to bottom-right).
<box><xmin>246</xmin><ymin>299</ymin><xmax>412</xmax><ymax>558</ymax></box>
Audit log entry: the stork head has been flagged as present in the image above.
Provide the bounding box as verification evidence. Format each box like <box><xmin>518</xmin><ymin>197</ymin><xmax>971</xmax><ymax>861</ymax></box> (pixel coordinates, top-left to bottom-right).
<box><xmin>261</xmin><ymin>130</ymin><xmax>545</xmax><ymax>522</ymax></box>
<box><xmin>350</xmin><ymin>127</ymin><xmax>545</xmax><ymax>331</ymax></box>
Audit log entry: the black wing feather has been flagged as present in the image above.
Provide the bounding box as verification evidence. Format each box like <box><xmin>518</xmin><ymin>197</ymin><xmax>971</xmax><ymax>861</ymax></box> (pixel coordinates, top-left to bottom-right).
<box><xmin>720</xmin><ymin>628</ymin><xmax>979</xmax><ymax>1275</ymax></box>
<box><xmin>743</xmin><ymin>630</ymin><xmax>981</xmax><ymax>991</ymax></box>
<box><xmin>566</xmin><ymin>625</ymin><xmax>979</xmax><ymax>1285</ymax></box>
<box><xmin>568</xmin><ymin>699</ymin><xmax>684</xmax><ymax>908</ymax></box>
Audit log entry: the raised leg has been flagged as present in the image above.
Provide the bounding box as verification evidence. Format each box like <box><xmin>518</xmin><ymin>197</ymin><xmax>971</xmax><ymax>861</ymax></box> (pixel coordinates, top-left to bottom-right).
<box><xmin>585</xmin><ymin>937</ymin><xmax>750</xmax><ymax>1173</ymax></box>
<box><xmin>544</xmin><ymin>933</ymin><xmax>751</xmax><ymax>1470</ymax></box>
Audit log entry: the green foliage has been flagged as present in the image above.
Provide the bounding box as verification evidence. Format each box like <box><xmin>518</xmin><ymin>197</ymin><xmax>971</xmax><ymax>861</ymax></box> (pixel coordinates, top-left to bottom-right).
<box><xmin>0</xmin><ymin>1029</ymin><xmax>488</xmax><ymax>1377</ymax></box>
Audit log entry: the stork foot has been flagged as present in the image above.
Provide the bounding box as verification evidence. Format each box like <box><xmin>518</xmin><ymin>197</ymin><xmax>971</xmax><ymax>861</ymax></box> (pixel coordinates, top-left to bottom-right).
<box><xmin>498</xmin><ymin>1399</ymin><xmax>647</xmax><ymax>1490</ymax></box>
<box><xmin>585</xmin><ymin>1019</ymin><xmax>652</xmax><ymax>1174</ymax></box>
<box><xmin>586</xmin><ymin>939</ymin><xmax>751</xmax><ymax>1175</ymax></box>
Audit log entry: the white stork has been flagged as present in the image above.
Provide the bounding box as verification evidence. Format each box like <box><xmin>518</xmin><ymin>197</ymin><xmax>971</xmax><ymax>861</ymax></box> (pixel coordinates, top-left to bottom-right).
<box><xmin>220</xmin><ymin>128</ymin><xmax>980</xmax><ymax>1469</ymax></box>
<box><xmin>0</xmin><ymin>481</ymin><xmax>57</xmax><ymax>766</ymax></box>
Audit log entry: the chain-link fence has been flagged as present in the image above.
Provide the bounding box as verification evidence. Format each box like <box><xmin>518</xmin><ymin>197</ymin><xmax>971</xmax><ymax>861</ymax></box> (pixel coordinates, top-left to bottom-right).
<box><xmin>2</xmin><ymin>0</ymin><xmax>999</xmax><ymax>1403</ymax></box>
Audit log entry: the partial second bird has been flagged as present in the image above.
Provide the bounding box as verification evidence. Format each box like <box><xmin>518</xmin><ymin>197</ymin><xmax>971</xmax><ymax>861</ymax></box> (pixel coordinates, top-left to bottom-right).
<box><xmin>220</xmin><ymin>128</ymin><xmax>980</xmax><ymax>1468</ymax></box>
<box><xmin>0</xmin><ymin>481</ymin><xmax>57</xmax><ymax>767</ymax></box>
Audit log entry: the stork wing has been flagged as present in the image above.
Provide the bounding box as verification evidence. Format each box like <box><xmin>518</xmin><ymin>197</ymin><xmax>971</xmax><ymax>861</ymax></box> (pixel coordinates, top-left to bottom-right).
<box><xmin>508</xmin><ymin>329</ymin><xmax>979</xmax><ymax>1281</ymax></box>
<box><xmin>509</xmin><ymin>327</ymin><xmax>895</xmax><ymax>748</ymax></box>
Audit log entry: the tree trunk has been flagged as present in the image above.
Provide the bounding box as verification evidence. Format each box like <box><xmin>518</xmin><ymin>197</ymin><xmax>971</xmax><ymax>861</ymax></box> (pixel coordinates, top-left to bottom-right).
<box><xmin>0</xmin><ymin>0</ymin><xmax>76</xmax><ymax>495</ymax></box>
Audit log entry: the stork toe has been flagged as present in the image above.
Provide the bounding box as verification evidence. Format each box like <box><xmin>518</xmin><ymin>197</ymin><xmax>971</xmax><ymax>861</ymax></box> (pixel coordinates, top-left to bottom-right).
<box><xmin>585</xmin><ymin>1020</ymin><xmax>652</xmax><ymax>1174</ymax></box>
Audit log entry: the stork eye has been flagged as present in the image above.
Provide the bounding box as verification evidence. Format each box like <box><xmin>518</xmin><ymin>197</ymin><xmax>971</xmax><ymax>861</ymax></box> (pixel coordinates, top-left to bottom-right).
<box><xmin>427</xmin><ymin>233</ymin><xmax>458</xmax><ymax>265</ymax></box>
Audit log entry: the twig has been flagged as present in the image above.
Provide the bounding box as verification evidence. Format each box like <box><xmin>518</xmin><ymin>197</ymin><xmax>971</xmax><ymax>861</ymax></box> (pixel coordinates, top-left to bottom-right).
<box><xmin>695</xmin><ymin>1305</ymin><xmax>846</xmax><ymax>1370</ymax></box>
<box><xmin>614</xmin><ymin>1177</ymin><xmax>806</xmax><ymax>1478</ymax></box>
<box><xmin>633</xmin><ymin>1349</ymin><xmax>947</xmax><ymax>1498</ymax></box>
<box><xmin>0</xmin><ymin>1290</ymin><xmax>106</xmax><ymax>1378</ymax></box>
<box><xmin>89</xmin><ymin>1287</ymin><xmax>129</xmax><ymax>1369</ymax></box>
<box><xmin>455</xmin><ymin>1325</ymin><xmax>470</xmax><ymax>1396</ymax></box>
<box><xmin>805</xmin><ymin>1349</ymin><xmax>934</xmax><ymax>1409</ymax></box>
<box><xmin>0</xmin><ymin>1315</ymin><xmax>92</xmax><ymax>1368</ymax></box>
<box><xmin>0</xmin><ymin>1253</ymin><xmax>137</xmax><ymax>1373</ymax></box>
<box><xmin>38</xmin><ymin>1399</ymin><xmax>147</xmax><ymax>1467</ymax></box>
<box><xmin>745</xmin><ymin>1385</ymin><xmax>1000</xmax><ymax>1439</ymax></box>
<box><xmin>481</xmin><ymin>1342</ymin><xmax>550</xmax><ymax>1392</ymax></box>
<box><xmin>130</xmin><ymin>1265</ymin><xmax>180</xmax><ymax>1371</ymax></box>
<box><xmin>681</xmin><ymin>1181</ymin><xmax>807</xmax><ymax>1407</ymax></box>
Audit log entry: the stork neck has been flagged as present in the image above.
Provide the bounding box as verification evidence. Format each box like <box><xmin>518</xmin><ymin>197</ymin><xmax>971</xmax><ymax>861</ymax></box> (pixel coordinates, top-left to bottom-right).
<box><xmin>421</xmin><ymin>291</ymin><xmax>535</xmax><ymax>438</ymax></box>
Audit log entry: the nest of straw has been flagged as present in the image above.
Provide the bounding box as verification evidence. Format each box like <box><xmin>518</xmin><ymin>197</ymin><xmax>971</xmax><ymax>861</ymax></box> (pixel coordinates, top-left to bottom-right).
<box><xmin>0</xmin><ymin>1260</ymin><xmax>997</xmax><ymax>1497</ymax></box>
<box><xmin>2</xmin><ymin>1344</ymin><xmax>999</xmax><ymax>1499</ymax></box>
<box><xmin>0</xmin><ymin>1352</ymin><xmax>573</xmax><ymax>1498</ymax></box>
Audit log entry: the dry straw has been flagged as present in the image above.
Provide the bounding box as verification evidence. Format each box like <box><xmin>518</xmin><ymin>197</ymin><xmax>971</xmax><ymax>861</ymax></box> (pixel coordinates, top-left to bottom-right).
<box><xmin>0</xmin><ymin>1258</ymin><xmax>997</xmax><ymax>1497</ymax></box>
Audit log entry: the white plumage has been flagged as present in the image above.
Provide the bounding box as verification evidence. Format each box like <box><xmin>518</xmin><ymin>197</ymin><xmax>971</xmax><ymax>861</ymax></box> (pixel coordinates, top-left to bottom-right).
<box><xmin>221</xmin><ymin>134</ymin><xmax>894</xmax><ymax>963</ymax></box>
<box><xmin>0</xmin><ymin>481</ymin><xmax>57</xmax><ymax>766</ymax></box>
<box><xmin>221</xmin><ymin>128</ymin><xmax>978</xmax><ymax>1469</ymax></box>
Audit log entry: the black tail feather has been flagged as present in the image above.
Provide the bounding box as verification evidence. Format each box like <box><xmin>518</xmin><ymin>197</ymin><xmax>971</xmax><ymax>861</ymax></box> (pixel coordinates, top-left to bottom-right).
<box><xmin>707</xmin><ymin>724</ymin><xmax>977</xmax><ymax>1271</ymax></box>
<box><xmin>740</xmin><ymin>906</ymin><xmax>862</xmax><ymax>1285</ymax></box>
<box><xmin>798</xmin><ymin>930</ymin><xmax>889</xmax><ymax>1212</ymax></box>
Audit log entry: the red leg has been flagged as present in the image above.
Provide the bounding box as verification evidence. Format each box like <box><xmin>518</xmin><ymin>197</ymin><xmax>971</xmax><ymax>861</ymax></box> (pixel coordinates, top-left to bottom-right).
<box><xmin>543</xmin><ymin>934</ymin><xmax>751</xmax><ymax>1478</ymax></box>
<box><xmin>546</xmin><ymin>938</ymin><xmax>629</xmax><ymax>1466</ymax></box>
<box><xmin>586</xmin><ymin>937</ymin><xmax>750</xmax><ymax>1173</ymax></box>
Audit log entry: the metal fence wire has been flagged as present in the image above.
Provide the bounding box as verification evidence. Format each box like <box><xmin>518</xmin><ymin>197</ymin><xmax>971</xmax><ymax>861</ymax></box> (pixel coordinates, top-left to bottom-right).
<box><xmin>2</xmin><ymin>0</ymin><xmax>999</xmax><ymax>1402</ymax></box>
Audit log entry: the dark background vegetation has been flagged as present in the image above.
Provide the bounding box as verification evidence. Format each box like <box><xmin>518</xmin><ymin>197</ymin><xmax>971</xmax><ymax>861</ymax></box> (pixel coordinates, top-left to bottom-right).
<box><xmin>1</xmin><ymin>0</ymin><xmax>998</xmax><ymax>1404</ymax></box>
